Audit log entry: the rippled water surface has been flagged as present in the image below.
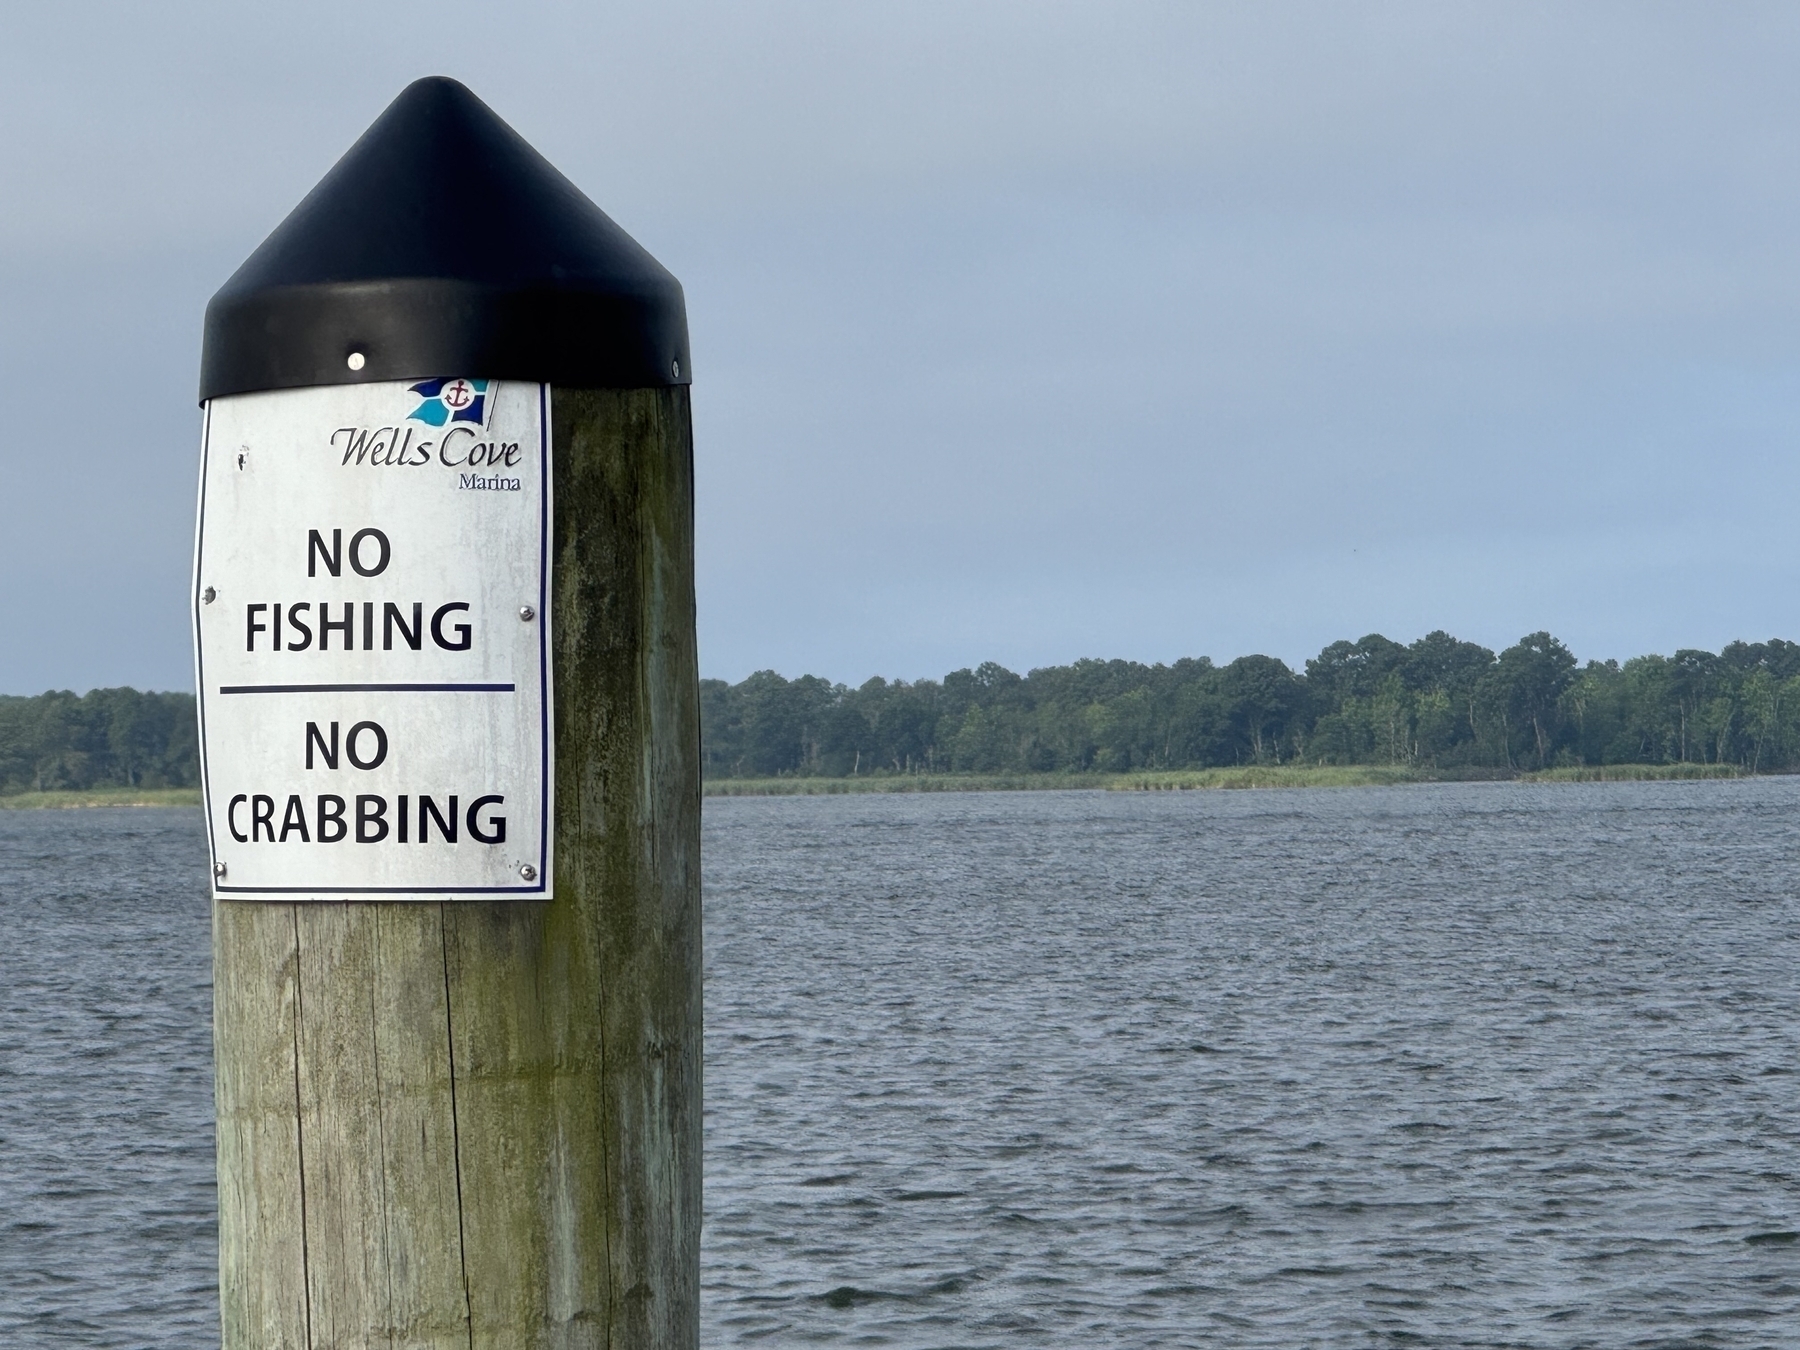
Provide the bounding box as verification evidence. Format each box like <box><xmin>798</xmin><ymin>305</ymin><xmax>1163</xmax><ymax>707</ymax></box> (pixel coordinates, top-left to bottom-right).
<box><xmin>0</xmin><ymin>809</ymin><xmax>215</xmax><ymax>1347</ymax></box>
<box><xmin>5</xmin><ymin>783</ymin><xmax>1800</xmax><ymax>1346</ymax></box>
<box><xmin>704</xmin><ymin>782</ymin><xmax>1800</xmax><ymax>1347</ymax></box>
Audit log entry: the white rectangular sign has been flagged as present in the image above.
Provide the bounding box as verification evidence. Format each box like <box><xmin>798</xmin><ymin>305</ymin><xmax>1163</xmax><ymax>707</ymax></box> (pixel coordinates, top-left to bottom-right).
<box><xmin>194</xmin><ymin>378</ymin><xmax>552</xmax><ymax>901</ymax></box>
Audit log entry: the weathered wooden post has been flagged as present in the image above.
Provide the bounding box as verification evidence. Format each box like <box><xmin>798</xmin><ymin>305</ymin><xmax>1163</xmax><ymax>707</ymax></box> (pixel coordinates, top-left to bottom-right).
<box><xmin>193</xmin><ymin>77</ymin><xmax>700</xmax><ymax>1348</ymax></box>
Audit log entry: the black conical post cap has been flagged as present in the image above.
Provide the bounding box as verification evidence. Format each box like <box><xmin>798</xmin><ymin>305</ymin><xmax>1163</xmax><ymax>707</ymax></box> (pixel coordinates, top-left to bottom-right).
<box><xmin>200</xmin><ymin>77</ymin><xmax>689</xmax><ymax>401</ymax></box>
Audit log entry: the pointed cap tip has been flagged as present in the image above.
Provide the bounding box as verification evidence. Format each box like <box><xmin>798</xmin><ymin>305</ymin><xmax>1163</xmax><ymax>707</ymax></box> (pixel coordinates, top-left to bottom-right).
<box><xmin>200</xmin><ymin>77</ymin><xmax>689</xmax><ymax>400</ymax></box>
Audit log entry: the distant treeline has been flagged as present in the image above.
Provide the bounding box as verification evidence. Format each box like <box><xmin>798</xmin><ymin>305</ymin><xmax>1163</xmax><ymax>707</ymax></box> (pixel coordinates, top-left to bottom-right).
<box><xmin>0</xmin><ymin>690</ymin><xmax>199</xmax><ymax>795</ymax></box>
<box><xmin>14</xmin><ymin>631</ymin><xmax>1800</xmax><ymax>795</ymax></box>
<box><xmin>702</xmin><ymin>632</ymin><xmax>1800</xmax><ymax>779</ymax></box>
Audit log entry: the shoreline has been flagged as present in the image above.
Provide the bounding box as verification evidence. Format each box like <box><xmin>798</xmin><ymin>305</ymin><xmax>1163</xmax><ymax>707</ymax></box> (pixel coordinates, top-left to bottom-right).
<box><xmin>0</xmin><ymin>765</ymin><xmax>1749</xmax><ymax>809</ymax></box>
<box><xmin>704</xmin><ymin>763</ymin><xmax>1746</xmax><ymax>796</ymax></box>
<box><xmin>0</xmin><ymin>788</ymin><xmax>202</xmax><ymax>810</ymax></box>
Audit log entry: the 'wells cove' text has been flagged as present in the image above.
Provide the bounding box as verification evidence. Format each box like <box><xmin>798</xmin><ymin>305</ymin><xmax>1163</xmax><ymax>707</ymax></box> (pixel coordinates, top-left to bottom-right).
<box><xmin>332</xmin><ymin>426</ymin><xmax>522</xmax><ymax>471</ymax></box>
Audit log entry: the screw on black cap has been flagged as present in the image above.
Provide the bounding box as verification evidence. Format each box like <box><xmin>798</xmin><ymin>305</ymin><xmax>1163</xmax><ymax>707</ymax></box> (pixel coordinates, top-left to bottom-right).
<box><xmin>199</xmin><ymin>76</ymin><xmax>690</xmax><ymax>402</ymax></box>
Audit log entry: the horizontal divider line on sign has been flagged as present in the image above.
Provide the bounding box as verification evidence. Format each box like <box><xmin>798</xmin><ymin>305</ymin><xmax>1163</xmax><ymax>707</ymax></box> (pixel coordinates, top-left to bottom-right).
<box><xmin>217</xmin><ymin>682</ymin><xmax>517</xmax><ymax>694</ymax></box>
<box><xmin>217</xmin><ymin>885</ymin><xmax>544</xmax><ymax>894</ymax></box>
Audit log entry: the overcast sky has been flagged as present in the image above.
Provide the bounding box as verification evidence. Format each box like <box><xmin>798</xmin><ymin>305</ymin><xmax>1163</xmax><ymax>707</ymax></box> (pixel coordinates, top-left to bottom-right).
<box><xmin>6</xmin><ymin>2</ymin><xmax>1800</xmax><ymax>692</ymax></box>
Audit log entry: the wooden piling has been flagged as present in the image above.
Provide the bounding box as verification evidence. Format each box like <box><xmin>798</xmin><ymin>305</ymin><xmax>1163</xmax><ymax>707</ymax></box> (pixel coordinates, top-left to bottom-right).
<box><xmin>212</xmin><ymin>387</ymin><xmax>701</xmax><ymax>1348</ymax></box>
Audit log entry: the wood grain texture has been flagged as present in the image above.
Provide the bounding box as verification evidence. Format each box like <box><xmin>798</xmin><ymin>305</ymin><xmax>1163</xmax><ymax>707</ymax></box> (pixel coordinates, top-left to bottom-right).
<box><xmin>214</xmin><ymin>901</ymin><xmax>309</xmax><ymax>1349</ymax></box>
<box><xmin>213</xmin><ymin>386</ymin><xmax>700</xmax><ymax>1348</ymax></box>
<box><xmin>365</xmin><ymin>906</ymin><xmax>469</xmax><ymax>1346</ymax></box>
<box><xmin>292</xmin><ymin>904</ymin><xmax>470</xmax><ymax>1349</ymax></box>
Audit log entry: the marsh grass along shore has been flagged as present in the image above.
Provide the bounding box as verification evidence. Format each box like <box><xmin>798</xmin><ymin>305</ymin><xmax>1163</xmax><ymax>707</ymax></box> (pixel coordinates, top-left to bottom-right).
<box><xmin>0</xmin><ymin>772</ymin><xmax>1739</xmax><ymax>809</ymax></box>
<box><xmin>704</xmin><ymin>763</ymin><xmax>1742</xmax><ymax>795</ymax></box>
<box><xmin>0</xmin><ymin>788</ymin><xmax>202</xmax><ymax>810</ymax></box>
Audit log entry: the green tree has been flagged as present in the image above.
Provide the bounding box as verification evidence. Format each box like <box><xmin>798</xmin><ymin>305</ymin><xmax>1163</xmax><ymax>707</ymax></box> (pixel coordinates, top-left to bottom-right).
<box><xmin>1489</xmin><ymin>633</ymin><xmax>1576</xmax><ymax>769</ymax></box>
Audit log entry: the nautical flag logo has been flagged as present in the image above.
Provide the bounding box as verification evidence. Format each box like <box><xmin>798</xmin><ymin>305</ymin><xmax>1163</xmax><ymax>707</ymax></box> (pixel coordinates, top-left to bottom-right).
<box><xmin>408</xmin><ymin>377</ymin><xmax>491</xmax><ymax>427</ymax></box>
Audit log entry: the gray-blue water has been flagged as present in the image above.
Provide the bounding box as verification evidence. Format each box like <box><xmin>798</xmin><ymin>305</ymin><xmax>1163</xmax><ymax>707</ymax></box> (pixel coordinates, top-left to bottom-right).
<box><xmin>4</xmin><ymin>781</ymin><xmax>1800</xmax><ymax>1346</ymax></box>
